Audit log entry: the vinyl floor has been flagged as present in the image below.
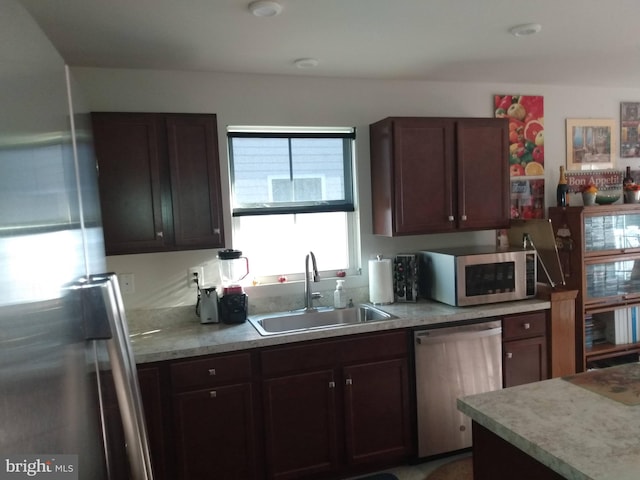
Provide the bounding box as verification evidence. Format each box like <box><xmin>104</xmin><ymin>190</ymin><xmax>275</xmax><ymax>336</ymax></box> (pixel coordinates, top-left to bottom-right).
<box><xmin>346</xmin><ymin>452</ymin><xmax>472</xmax><ymax>480</ymax></box>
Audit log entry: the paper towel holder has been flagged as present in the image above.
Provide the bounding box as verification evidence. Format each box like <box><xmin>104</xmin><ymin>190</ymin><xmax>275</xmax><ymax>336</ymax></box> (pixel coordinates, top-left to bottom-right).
<box><xmin>369</xmin><ymin>254</ymin><xmax>394</xmax><ymax>305</ymax></box>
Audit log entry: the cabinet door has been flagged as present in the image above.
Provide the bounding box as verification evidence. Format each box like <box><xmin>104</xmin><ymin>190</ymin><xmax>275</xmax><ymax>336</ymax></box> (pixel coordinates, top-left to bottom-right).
<box><xmin>137</xmin><ymin>367</ymin><xmax>167</xmax><ymax>480</ymax></box>
<box><xmin>173</xmin><ymin>383</ymin><xmax>257</xmax><ymax>480</ymax></box>
<box><xmin>166</xmin><ymin>114</ymin><xmax>224</xmax><ymax>248</ymax></box>
<box><xmin>99</xmin><ymin>366</ymin><xmax>166</xmax><ymax>480</ymax></box>
<box><xmin>393</xmin><ymin>118</ymin><xmax>456</xmax><ymax>234</ymax></box>
<box><xmin>91</xmin><ymin>113</ymin><xmax>166</xmax><ymax>254</ymax></box>
<box><xmin>343</xmin><ymin>358</ymin><xmax>411</xmax><ymax>466</ymax></box>
<box><xmin>456</xmin><ymin>118</ymin><xmax>509</xmax><ymax>231</ymax></box>
<box><xmin>503</xmin><ymin>336</ymin><xmax>548</xmax><ymax>387</ymax></box>
<box><xmin>263</xmin><ymin>370</ymin><xmax>339</xmax><ymax>480</ymax></box>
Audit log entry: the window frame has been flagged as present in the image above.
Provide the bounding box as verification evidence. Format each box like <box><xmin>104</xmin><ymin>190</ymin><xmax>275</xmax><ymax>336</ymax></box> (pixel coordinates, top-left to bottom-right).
<box><xmin>227</xmin><ymin>128</ymin><xmax>355</xmax><ymax>217</ymax></box>
<box><xmin>226</xmin><ymin>126</ymin><xmax>361</xmax><ymax>283</ymax></box>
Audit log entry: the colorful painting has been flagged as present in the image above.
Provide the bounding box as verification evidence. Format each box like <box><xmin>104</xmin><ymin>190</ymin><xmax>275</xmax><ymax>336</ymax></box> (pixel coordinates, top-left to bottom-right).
<box><xmin>621</xmin><ymin>102</ymin><xmax>640</xmax><ymax>158</ymax></box>
<box><xmin>495</xmin><ymin>94</ymin><xmax>544</xmax><ymax>219</ymax></box>
<box><xmin>566</xmin><ymin>118</ymin><xmax>615</xmax><ymax>171</ymax></box>
<box><xmin>509</xmin><ymin>179</ymin><xmax>545</xmax><ymax>220</ymax></box>
<box><xmin>494</xmin><ymin>94</ymin><xmax>544</xmax><ymax>177</ymax></box>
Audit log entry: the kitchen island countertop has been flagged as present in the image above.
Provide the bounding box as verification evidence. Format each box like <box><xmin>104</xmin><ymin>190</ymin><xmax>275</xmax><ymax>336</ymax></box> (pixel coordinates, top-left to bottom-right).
<box><xmin>458</xmin><ymin>364</ymin><xmax>640</xmax><ymax>480</ymax></box>
<box><xmin>128</xmin><ymin>298</ymin><xmax>550</xmax><ymax>363</ymax></box>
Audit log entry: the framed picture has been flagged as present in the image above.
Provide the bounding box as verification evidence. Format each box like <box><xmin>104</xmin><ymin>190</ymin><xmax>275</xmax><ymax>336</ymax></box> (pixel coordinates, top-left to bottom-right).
<box><xmin>621</xmin><ymin>102</ymin><xmax>640</xmax><ymax>158</ymax></box>
<box><xmin>566</xmin><ymin>118</ymin><xmax>616</xmax><ymax>171</ymax></box>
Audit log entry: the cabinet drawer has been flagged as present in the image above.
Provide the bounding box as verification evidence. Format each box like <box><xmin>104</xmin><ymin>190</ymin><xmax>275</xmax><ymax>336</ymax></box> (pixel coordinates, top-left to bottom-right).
<box><xmin>261</xmin><ymin>341</ymin><xmax>338</xmax><ymax>377</ymax></box>
<box><xmin>502</xmin><ymin>312</ymin><xmax>546</xmax><ymax>340</ymax></box>
<box><xmin>261</xmin><ymin>330</ymin><xmax>408</xmax><ymax>377</ymax></box>
<box><xmin>340</xmin><ymin>330</ymin><xmax>407</xmax><ymax>365</ymax></box>
<box><xmin>170</xmin><ymin>352</ymin><xmax>252</xmax><ymax>391</ymax></box>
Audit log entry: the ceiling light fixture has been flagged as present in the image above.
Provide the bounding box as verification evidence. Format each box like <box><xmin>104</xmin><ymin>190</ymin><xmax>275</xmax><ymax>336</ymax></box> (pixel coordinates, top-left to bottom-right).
<box><xmin>293</xmin><ymin>58</ymin><xmax>319</xmax><ymax>69</ymax></box>
<box><xmin>509</xmin><ymin>23</ymin><xmax>542</xmax><ymax>37</ymax></box>
<box><xmin>248</xmin><ymin>1</ymin><xmax>283</xmax><ymax>17</ymax></box>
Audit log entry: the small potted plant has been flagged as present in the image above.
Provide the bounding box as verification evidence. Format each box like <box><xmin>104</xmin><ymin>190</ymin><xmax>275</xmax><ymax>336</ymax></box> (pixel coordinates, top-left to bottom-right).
<box><xmin>624</xmin><ymin>182</ymin><xmax>640</xmax><ymax>203</ymax></box>
<box><xmin>581</xmin><ymin>183</ymin><xmax>598</xmax><ymax>206</ymax></box>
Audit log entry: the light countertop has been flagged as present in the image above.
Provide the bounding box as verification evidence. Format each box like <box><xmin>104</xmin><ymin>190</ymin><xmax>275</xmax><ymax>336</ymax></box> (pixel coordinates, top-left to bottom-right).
<box><xmin>458</xmin><ymin>366</ymin><xmax>640</xmax><ymax>480</ymax></box>
<box><xmin>128</xmin><ymin>298</ymin><xmax>550</xmax><ymax>364</ymax></box>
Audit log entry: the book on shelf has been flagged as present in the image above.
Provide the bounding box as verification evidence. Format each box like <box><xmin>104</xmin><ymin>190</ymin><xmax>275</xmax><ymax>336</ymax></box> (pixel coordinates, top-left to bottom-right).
<box><xmin>602</xmin><ymin>307</ymin><xmax>640</xmax><ymax>345</ymax></box>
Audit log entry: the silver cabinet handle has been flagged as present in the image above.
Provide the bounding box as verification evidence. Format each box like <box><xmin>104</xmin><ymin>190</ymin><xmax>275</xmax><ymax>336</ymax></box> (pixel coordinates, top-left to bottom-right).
<box><xmin>328</xmin><ymin>381</ymin><xmax>335</xmax><ymax>389</ymax></box>
<box><xmin>448</xmin><ymin>215</ymin><xmax>455</xmax><ymax>222</ymax></box>
<box><xmin>461</xmin><ymin>215</ymin><xmax>467</xmax><ymax>221</ymax></box>
<box><xmin>209</xmin><ymin>391</ymin><xmax>217</xmax><ymax>398</ymax></box>
<box><xmin>208</xmin><ymin>368</ymin><xmax>216</xmax><ymax>376</ymax></box>
<box><xmin>523</xmin><ymin>323</ymin><xmax>531</xmax><ymax>330</ymax></box>
<box><xmin>506</xmin><ymin>352</ymin><xmax>513</xmax><ymax>359</ymax></box>
<box><xmin>345</xmin><ymin>378</ymin><xmax>352</xmax><ymax>386</ymax></box>
<box><xmin>156</xmin><ymin>231</ymin><xmax>164</xmax><ymax>238</ymax></box>
<box><xmin>214</xmin><ymin>228</ymin><xmax>220</xmax><ymax>234</ymax></box>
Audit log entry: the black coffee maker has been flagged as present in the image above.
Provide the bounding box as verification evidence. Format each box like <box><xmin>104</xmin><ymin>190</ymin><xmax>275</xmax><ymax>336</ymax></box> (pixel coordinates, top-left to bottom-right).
<box><xmin>217</xmin><ymin>249</ymin><xmax>249</xmax><ymax>324</ymax></box>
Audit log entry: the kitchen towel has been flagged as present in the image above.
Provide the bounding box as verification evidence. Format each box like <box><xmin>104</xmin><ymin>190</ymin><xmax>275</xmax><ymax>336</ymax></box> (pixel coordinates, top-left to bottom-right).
<box><xmin>369</xmin><ymin>256</ymin><xmax>394</xmax><ymax>305</ymax></box>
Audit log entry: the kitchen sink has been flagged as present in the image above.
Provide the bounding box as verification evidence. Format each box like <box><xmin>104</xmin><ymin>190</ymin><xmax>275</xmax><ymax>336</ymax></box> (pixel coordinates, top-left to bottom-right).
<box><xmin>248</xmin><ymin>304</ymin><xmax>397</xmax><ymax>336</ymax></box>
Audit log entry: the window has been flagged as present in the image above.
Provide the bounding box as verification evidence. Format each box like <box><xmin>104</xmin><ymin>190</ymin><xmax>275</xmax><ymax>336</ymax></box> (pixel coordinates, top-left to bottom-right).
<box><xmin>227</xmin><ymin>126</ymin><xmax>359</xmax><ymax>282</ymax></box>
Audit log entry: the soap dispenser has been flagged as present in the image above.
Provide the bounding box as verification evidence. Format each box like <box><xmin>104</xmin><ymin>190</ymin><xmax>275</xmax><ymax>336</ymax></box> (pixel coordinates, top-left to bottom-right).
<box><xmin>334</xmin><ymin>279</ymin><xmax>347</xmax><ymax>308</ymax></box>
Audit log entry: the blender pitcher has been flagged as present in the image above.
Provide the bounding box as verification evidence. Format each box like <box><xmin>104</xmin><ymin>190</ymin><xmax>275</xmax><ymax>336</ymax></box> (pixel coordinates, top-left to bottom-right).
<box><xmin>218</xmin><ymin>249</ymin><xmax>249</xmax><ymax>293</ymax></box>
<box><xmin>217</xmin><ymin>249</ymin><xmax>249</xmax><ymax>323</ymax></box>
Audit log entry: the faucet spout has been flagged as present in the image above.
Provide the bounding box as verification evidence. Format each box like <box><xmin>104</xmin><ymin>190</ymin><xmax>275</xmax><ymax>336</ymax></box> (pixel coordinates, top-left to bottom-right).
<box><xmin>304</xmin><ymin>251</ymin><xmax>320</xmax><ymax>310</ymax></box>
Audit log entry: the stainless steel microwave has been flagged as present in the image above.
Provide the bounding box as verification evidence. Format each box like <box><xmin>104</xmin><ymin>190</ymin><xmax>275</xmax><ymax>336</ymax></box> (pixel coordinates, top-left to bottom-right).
<box><xmin>419</xmin><ymin>246</ymin><xmax>537</xmax><ymax>307</ymax></box>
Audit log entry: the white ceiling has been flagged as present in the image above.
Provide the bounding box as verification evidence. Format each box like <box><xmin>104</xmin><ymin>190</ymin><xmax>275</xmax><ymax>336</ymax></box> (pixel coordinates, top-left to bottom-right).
<box><xmin>17</xmin><ymin>0</ymin><xmax>640</xmax><ymax>88</ymax></box>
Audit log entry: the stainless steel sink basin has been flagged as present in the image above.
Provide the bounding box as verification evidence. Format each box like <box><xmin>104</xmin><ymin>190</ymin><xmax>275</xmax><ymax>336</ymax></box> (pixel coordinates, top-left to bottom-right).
<box><xmin>248</xmin><ymin>304</ymin><xmax>396</xmax><ymax>336</ymax></box>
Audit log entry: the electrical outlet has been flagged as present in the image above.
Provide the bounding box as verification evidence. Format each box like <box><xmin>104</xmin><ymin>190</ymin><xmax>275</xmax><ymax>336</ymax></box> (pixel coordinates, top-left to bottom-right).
<box><xmin>188</xmin><ymin>267</ymin><xmax>204</xmax><ymax>288</ymax></box>
<box><xmin>120</xmin><ymin>273</ymin><xmax>135</xmax><ymax>294</ymax></box>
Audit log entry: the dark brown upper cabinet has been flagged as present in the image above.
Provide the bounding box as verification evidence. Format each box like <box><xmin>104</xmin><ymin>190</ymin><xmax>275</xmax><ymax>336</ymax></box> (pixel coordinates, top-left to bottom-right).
<box><xmin>369</xmin><ymin>117</ymin><xmax>510</xmax><ymax>236</ymax></box>
<box><xmin>91</xmin><ymin>113</ymin><xmax>225</xmax><ymax>255</ymax></box>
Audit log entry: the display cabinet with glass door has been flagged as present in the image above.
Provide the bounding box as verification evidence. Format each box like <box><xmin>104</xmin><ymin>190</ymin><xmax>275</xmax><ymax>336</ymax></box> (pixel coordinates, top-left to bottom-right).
<box><xmin>548</xmin><ymin>205</ymin><xmax>640</xmax><ymax>371</ymax></box>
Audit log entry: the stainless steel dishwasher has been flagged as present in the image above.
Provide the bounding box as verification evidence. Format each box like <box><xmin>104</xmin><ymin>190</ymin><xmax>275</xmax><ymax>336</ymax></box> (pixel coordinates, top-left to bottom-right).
<box><xmin>414</xmin><ymin>319</ymin><xmax>502</xmax><ymax>457</ymax></box>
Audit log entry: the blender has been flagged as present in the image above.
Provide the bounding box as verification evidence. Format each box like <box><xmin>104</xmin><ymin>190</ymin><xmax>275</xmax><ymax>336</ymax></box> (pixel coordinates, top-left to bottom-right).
<box><xmin>217</xmin><ymin>249</ymin><xmax>249</xmax><ymax>323</ymax></box>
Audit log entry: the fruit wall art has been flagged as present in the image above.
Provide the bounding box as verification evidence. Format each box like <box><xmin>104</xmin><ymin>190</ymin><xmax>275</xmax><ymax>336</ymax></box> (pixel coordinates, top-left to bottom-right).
<box><xmin>494</xmin><ymin>94</ymin><xmax>545</xmax><ymax>219</ymax></box>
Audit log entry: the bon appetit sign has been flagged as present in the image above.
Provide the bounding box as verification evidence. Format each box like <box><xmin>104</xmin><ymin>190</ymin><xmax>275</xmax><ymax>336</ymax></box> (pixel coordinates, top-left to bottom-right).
<box><xmin>565</xmin><ymin>169</ymin><xmax>623</xmax><ymax>193</ymax></box>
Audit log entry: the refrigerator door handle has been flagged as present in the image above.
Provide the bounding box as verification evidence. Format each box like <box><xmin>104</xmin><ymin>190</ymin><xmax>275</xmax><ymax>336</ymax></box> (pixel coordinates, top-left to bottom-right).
<box><xmin>80</xmin><ymin>278</ymin><xmax>113</xmax><ymax>341</ymax></box>
<box><xmin>88</xmin><ymin>273</ymin><xmax>154</xmax><ymax>480</ymax></box>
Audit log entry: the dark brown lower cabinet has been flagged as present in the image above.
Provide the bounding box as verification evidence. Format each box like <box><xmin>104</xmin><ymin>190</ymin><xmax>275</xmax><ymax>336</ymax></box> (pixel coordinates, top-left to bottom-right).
<box><xmin>173</xmin><ymin>383</ymin><xmax>257</xmax><ymax>480</ymax></box>
<box><xmin>100</xmin><ymin>366</ymin><xmax>166</xmax><ymax>480</ymax></box>
<box><xmin>137</xmin><ymin>367</ymin><xmax>167</xmax><ymax>480</ymax></box>
<box><xmin>502</xmin><ymin>312</ymin><xmax>548</xmax><ymax>387</ymax></box>
<box><xmin>472</xmin><ymin>422</ymin><xmax>564</xmax><ymax>480</ymax></box>
<box><xmin>263</xmin><ymin>370</ymin><xmax>339</xmax><ymax>479</ymax></box>
<box><xmin>261</xmin><ymin>331</ymin><xmax>412</xmax><ymax>480</ymax></box>
<box><xmin>168</xmin><ymin>352</ymin><xmax>260</xmax><ymax>480</ymax></box>
<box><xmin>343</xmin><ymin>358</ymin><xmax>411</xmax><ymax>467</ymax></box>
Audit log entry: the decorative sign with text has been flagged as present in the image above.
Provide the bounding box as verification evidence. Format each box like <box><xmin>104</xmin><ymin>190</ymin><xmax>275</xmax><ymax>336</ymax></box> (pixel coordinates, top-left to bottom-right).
<box><xmin>565</xmin><ymin>169</ymin><xmax>623</xmax><ymax>193</ymax></box>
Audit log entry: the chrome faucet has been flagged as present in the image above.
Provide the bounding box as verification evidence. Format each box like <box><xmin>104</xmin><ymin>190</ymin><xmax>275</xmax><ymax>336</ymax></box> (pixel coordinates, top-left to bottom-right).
<box><xmin>304</xmin><ymin>251</ymin><xmax>320</xmax><ymax>311</ymax></box>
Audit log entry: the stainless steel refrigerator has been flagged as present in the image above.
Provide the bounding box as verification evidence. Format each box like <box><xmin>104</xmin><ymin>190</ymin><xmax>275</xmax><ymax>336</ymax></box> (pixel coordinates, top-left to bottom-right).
<box><xmin>0</xmin><ymin>1</ymin><xmax>153</xmax><ymax>478</ymax></box>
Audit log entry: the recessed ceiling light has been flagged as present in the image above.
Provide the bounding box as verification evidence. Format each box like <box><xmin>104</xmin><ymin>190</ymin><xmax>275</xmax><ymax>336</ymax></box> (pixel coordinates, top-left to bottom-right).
<box><xmin>509</xmin><ymin>23</ymin><xmax>542</xmax><ymax>37</ymax></box>
<box><xmin>293</xmin><ymin>58</ymin><xmax>319</xmax><ymax>69</ymax></box>
<box><xmin>248</xmin><ymin>1</ymin><xmax>283</xmax><ymax>17</ymax></box>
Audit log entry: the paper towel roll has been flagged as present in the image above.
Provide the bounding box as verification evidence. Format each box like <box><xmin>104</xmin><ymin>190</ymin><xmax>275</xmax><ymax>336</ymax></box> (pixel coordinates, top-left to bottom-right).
<box><xmin>369</xmin><ymin>257</ymin><xmax>394</xmax><ymax>305</ymax></box>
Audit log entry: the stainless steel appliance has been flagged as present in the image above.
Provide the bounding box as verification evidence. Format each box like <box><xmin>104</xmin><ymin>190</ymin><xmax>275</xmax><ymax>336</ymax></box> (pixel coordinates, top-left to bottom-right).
<box><xmin>198</xmin><ymin>286</ymin><xmax>220</xmax><ymax>324</ymax></box>
<box><xmin>419</xmin><ymin>246</ymin><xmax>537</xmax><ymax>306</ymax></box>
<box><xmin>414</xmin><ymin>320</ymin><xmax>503</xmax><ymax>457</ymax></box>
<box><xmin>0</xmin><ymin>2</ymin><xmax>152</xmax><ymax>478</ymax></box>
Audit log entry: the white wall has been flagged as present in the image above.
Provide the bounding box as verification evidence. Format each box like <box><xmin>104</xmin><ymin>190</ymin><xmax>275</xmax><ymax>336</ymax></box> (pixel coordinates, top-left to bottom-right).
<box><xmin>71</xmin><ymin>67</ymin><xmax>640</xmax><ymax>310</ymax></box>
